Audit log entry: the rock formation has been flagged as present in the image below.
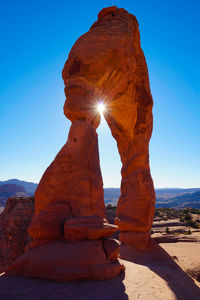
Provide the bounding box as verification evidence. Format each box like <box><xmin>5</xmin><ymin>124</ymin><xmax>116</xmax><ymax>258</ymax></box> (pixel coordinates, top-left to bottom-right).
<box><xmin>62</xmin><ymin>6</ymin><xmax>155</xmax><ymax>248</ymax></box>
<box><xmin>0</xmin><ymin>197</ymin><xmax>34</xmax><ymax>273</ymax></box>
<box><xmin>6</xmin><ymin>6</ymin><xmax>155</xmax><ymax>281</ymax></box>
<box><xmin>7</xmin><ymin>120</ymin><xmax>124</xmax><ymax>280</ymax></box>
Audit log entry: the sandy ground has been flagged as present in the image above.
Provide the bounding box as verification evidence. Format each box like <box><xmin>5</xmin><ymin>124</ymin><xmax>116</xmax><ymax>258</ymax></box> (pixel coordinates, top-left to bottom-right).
<box><xmin>161</xmin><ymin>242</ymin><xmax>200</xmax><ymax>280</ymax></box>
<box><xmin>152</xmin><ymin>217</ymin><xmax>200</xmax><ymax>282</ymax></box>
<box><xmin>0</xmin><ymin>243</ymin><xmax>200</xmax><ymax>300</ymax></box>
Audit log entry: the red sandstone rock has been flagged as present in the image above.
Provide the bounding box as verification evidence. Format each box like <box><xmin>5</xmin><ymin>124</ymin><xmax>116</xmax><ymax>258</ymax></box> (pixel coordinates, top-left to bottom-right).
<box><xmin>6</xmin><ymin>240</ymin><xmax>124</xmax><ymax>281</ymax></box>
<box><xmin>8</xmin><ymin>119</ymin><xmax>123</xmax><ymax>280</ymax></box>
<box><xmin>34</xmin><ymin>120</ymin><xmax>105</xmax><ymax>218</ymax></box>
<box><xmin>119</xmin><ymin>231</ymin><xmax>151</xmax><ymax>250</ymax></box>
<box><xmin>64</xmin><ymin>216</ymin><xmax>118</xmax><ymax>241</ymax></box>
<box><xmin>6</xmin><ymin>5</ymin><xmax>155</xmax><ymax>281</ymax></box>
<box><xmin>103</xmin><ymin>238</ymin><xmax>120</xmax><ymax>262</ymax></box>
<box><xmin>0</xmin><ymin>197</ymin><xmax>34</xmax><ymax>273</ymax></box>
<box><xmin>62</xmin><ymin>6</ymin><xmax>155</xmax><ymax>248</ymax></box>
<box><xmin>29</xmin><ymin>203</ymin><xmax>72</xmax><ymax>240</ymax></box>
<box><xmin>26</xmin><ymin>239</ymin><xmax>50</xmax><ymax>250</ymax></box>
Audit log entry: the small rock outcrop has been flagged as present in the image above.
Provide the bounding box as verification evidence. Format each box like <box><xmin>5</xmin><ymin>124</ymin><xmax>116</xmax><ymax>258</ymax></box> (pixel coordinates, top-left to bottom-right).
<box><xmin>0</xmin><ymin>197</ymin><xmax>34</xmax><ymax>273</ymax></box>
<box><xmin>6</xmin><ymin>5</ymin><xmax>155</xmax><ymax>281</ymax></box>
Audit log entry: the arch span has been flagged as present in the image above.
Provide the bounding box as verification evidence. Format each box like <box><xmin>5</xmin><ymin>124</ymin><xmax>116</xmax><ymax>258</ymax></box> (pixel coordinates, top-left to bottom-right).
<box><xmin>6</xmin><ymin>7</ymin><xmax>155</xmax><ymax>281</ymax></box>
<box><xmin>62</xmin><ymin>6</ymin><xmax>155</xmax><ymax>248</ymax></box>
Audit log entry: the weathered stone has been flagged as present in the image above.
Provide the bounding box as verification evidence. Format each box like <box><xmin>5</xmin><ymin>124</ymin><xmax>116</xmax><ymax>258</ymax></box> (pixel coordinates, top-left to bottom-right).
<box><xmin>0</xmin><ymin>197</ymin><xmax>34</xmax><ymax>273</ymax></box>
<box><xmin>7</xmin><ymin>119</ymin><xmax>123</xmax><ymax>280</ymax></box>
<box><xmin>6</xmin><ymin>240</ymin><xmax>124</xmax><ymax>281</ymax></box>
<box><xmin>119</xmin><ymin>231</ymin><xmax>151</xmax><ymax>250</ymax></box>
<box><xmin>64</xmin><ymin>216</ymin><xmax>118</xmax><ymax>241</ymax></box>
<box><xmin>29</xmin><ymin>203</ymin><xmax>72</xmax><ymax>240</ymax></box>
<box><xmin>62</xmin><ymin>6</ymin><xmax>155</xmax><ymax>248</ymax></box>
<box><xmin>6</xmin><ymin>5</ymin><xmax>155</xmax><ymax>281</ymax></box>
<box><xmin>34</xmin><ymin>120</ymin><xmax>105</xmax><ymax>218</ymax></box>
<box><xmin>103</xmin><ymin>238</ymin><xmax>120</xmax><ymax>262</ymax></box>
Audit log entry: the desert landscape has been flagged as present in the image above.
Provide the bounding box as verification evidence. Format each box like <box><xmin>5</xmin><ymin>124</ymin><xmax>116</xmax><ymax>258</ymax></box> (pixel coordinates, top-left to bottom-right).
<box><xmin>0</xmin><ymin>197</ymin><xmax>200</xmax><ymax>299</ymax></box>
<box><xmin>1</xmin><ymin>2</ymin><xmax>199</xmax><ymax>299</ymax></box>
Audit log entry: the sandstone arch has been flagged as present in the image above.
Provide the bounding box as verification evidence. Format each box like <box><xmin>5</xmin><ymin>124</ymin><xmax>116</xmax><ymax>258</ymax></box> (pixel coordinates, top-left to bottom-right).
<box><xmin>6</xmin><ymin>6</ymin><xmax>155</xmax><ymax>281</ymax></box>
<box><xmin>62</xmin><ymin>6</ymin><xmax>155</xmax><ymax>248</ymax></box>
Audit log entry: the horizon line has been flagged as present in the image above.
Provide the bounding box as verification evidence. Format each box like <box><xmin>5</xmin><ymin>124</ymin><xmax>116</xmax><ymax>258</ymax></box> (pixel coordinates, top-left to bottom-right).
<box><xmin>0</xmin><ymin>178</ymin><xmax>200</xmax><ymax>190</ymax></box>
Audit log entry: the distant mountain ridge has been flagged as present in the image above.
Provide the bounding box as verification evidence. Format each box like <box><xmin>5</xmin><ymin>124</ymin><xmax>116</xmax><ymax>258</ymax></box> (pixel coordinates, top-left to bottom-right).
<box><xmin>156</xmin><ymin>191</ymin><xmax>200</xmax><ymax>209</ymax></box>
<box><xmin>0</xmin><ymin>184</ymin><xmax>27</xmax><ymax>206</ymax></box>
<box><xmin>0</xmin><ymin>179</ymin><xmax>200</xmax><ymax>209</ymax></box>
<box><xmin>0</xmin><ymin>179</ymin><xmax>38</xmax><ymax>195</ymax></box>
<box><xmin>104</xmin><ymin>187</ymin><xmax>200</xmax><ymax>208</ymax></box>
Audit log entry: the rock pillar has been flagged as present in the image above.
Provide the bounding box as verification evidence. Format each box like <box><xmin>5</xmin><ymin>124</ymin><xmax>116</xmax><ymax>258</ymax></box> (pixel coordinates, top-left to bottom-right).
<box><xmin>6</xmin><ymin>120</ymin><xmax>124</xmax><ymax>281</ymax></box>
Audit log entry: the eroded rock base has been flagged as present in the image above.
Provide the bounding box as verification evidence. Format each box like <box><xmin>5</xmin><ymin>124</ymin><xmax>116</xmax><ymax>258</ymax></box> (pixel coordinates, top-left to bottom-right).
<box><xmin>119</xmin><ymin>231</ymin><xmax>151</xmax><ymax>249</ymax></box>
<box><xmin>6</xmin><ymin>240</ymin><xmax>125</xmax><ymax>281</ymax></box>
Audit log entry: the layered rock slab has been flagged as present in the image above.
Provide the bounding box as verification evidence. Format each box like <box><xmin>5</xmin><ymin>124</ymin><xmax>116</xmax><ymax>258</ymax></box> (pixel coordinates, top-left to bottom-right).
<box><xmin>7</xmin><ymin>240</ymin><xmax>124</xmax><ymax>281</ymax></box>
<box><xmin>64</xmin><ymin>216</ymin><xmax>117</xmax><ymax>241</ymax></box>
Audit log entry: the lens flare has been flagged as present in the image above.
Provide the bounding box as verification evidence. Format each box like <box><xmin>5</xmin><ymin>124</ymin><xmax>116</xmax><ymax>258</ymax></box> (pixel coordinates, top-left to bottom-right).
<box><xmin>97</xmin><ymin>102</ymin><xmax>105</xmax><ymax>115</ymax></box>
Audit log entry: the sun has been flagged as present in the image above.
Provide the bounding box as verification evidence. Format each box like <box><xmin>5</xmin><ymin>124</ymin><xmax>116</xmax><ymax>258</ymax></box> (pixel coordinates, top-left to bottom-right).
<box><xmin>97</xmin><ymin>102</ymin><xmax>105</xmax><ymax>115</ymax></box>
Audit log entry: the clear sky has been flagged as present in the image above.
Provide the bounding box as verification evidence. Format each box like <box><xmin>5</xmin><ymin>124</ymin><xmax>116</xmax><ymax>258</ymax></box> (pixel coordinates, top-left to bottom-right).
<box><xmin>0</xmin><ymin>0</ymin><xmax>199</xmax><ymax>188</ymax></box>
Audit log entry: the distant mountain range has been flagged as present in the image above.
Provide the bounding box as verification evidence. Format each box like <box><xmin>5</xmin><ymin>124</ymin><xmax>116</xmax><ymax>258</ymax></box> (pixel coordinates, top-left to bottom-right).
<box><xmin>0</xmin><ymin>179</ymin><xmax>38</xmax><ymax>194</ymax></box>
<box><xmin>0</xmin><ymin>184</ymin><xmax>27</xmax><ymax>206</ymax></box>
<box><xmin>0</xmin><ymin>179</ymin><xmax>200</xmax><ymax>209</ymax></box>
<box><xmin>104</xmin><ymin>187</ymin><xmax>200</xmax><ymax>208</ymax></box>
<box><xmin>156</xmin><ymin>191</ymin><xmax>200</xmax><ymax>208</ymax></box>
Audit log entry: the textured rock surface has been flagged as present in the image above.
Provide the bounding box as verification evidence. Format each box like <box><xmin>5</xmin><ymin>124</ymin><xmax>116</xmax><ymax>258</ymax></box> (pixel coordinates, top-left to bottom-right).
<box><xmin>0</xmin><ymin>197</ymin><xmax>34</xmax><ymax>273</ymax></box>
<box><xmin>62</xmin><ymin>6</ymin><xmax>155</xmax><ymax>247</ymax></box>
<box><xmin>34</xmin><ymin>120</ymin><xmax>105</xmax><ymax>217</ymax></box>
<box><xmin>29</xmin><ymin>203</ymin><xmax>72</xmax><ymax>240</ymax></box>
<box><xmin>6</xmin><ymin>5</ymin><xmax>155</xmax><ymax>281</ymax></box>
<box><xmin>7</xmin><ymin>240</ymin><xmax>124</xmax><ymax>281</ymax></box>
<box><xmin>7</xmin><ymin>119</ymin><xmax>123</xmax><ymax>280</ymax></box>
<box><xmin>64</xmin><ymin>216</ymin><xmax>117</xmax><ymax>241</ymax></box>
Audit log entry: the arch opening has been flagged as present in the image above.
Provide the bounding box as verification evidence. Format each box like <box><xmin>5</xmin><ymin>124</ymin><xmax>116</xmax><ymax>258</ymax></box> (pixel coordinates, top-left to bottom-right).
<box><xmin>96</xmin><ymin>113</ymin><xmax>122</xmax><ymax>207</ymax></box>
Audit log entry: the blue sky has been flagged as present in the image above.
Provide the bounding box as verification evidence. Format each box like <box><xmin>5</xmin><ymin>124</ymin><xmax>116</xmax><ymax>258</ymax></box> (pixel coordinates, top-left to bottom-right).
<box><xmin>0</xmin><ymin>0</ymin><xmax>199</xmax><ymax>188</ymax></box>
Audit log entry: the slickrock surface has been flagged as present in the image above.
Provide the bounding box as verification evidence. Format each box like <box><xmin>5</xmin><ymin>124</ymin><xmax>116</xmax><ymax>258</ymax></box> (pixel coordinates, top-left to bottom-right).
<box><xmin>0</xmin><ymin>197</ymin><xmax>34</xmax><ymax>273</ymax></box>
<box><xmin>1</xmin><ymin>245</ymin><xmax>200</xmax><ymax>299</ymax></box>
<box><xmin>63</xmin><ymin>5</ymin><xmax>155</xmax><ymax>248</ymax></box>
